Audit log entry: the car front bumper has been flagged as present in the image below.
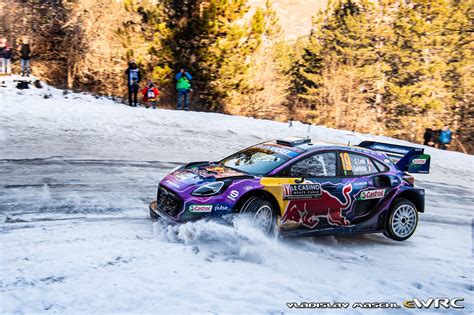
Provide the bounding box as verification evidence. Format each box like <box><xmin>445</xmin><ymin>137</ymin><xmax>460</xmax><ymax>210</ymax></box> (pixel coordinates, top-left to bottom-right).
<box><xmin>149</xmin><ymin>200</ymin><xmax>180</xmax><ymax>225</ymax></box>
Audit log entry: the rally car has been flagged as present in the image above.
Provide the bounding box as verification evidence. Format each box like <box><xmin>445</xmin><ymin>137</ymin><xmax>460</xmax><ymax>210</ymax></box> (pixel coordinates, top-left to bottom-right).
<box><xmin>149</xmin><ymin>138</ymin><xmax>430</xmax><ymax>241</ymax></box>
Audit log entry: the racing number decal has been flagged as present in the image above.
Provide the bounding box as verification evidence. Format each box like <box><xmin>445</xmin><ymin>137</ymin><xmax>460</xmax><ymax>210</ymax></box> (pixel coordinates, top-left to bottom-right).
<box><xmin>340</xmin><ymin>152</ymin><xmax>353</xmax><ymax>175</ymax></box>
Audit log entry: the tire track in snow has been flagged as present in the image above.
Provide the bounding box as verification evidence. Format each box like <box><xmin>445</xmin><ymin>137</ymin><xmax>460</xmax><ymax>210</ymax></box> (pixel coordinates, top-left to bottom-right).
<box><xmin>0</xmin><ymin>157</ymin><xmax>184</xmax><ymax>168</ymax></box>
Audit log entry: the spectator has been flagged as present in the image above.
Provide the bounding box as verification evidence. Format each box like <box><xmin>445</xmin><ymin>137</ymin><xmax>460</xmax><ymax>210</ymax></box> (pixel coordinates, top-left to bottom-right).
<box><xmin>175</xmin><ymin>68</ymin><xmax>192</xmax><ymax>110</ymax></box>
<box><xmin>2</xmin><ymin>45</ymin><xmax>12</xmax><ymax>74</ymax></box>
<box><xmin>141</xmin><ymin>81</ymin><xmax>160</xmax><ymax>109</ymax></box>
<box><xmin>125</xmin><ymin>61</ymin><xmax>141</xmax><ymax>107</ymax></box>
<box><xmin>0</xmin><ymin>37</ymin><xmax>6</xmax><ymax>74</ymax></box>
<box><xmin>423</xmin><ymin>125</ymin><xmax>437</xmax><ymax>147</ymax></box>
<box><xmin>438</xmin><ymin>126</ymin><xmax>452</xmax><ymax>150</ymax></box>
<box><xmin>18</xmin><ymin>36</ymin><xmax>32</xmax><ymax>77</ymax></box>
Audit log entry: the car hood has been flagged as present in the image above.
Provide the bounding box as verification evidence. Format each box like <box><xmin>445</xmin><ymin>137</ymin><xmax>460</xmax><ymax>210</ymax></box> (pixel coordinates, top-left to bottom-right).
<box><xmin>168</xmin><ymin>163</ymin><xmax>250</xmax><ymax>186</ymax></box>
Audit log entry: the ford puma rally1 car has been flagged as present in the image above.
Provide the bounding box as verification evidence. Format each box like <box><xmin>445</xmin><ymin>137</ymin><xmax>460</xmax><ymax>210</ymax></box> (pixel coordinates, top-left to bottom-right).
<box><xmin>149</xmin><ymin>138</ymin><xmax>430</xmax><ymax>241</ymax></box>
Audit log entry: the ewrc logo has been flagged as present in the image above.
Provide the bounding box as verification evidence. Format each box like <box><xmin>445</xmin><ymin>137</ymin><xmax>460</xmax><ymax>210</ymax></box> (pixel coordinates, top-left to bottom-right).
<box><xmin>403</xmin><ymin>298</ymin><xmax>464</xmax><ymax>309</ymax></box>
<box><xmin>359</xmin><ymin>189</ymin><xmax>385</xmax><ymax>200</ymax></box>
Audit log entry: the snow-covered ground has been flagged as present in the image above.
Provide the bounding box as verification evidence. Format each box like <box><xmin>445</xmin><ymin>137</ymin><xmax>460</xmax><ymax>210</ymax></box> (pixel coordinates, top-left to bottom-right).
<box><xmin>0</xmin><ymin>76</ymin><xmax>473</xmax><ymax>314</ymax></box>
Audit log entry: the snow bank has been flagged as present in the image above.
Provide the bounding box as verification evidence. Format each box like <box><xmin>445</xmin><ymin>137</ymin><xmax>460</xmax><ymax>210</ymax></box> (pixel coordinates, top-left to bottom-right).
<box><xmin>1</xmin><ymin>76</ymin><xmax>473</xmax><ymax>314</ymax></box>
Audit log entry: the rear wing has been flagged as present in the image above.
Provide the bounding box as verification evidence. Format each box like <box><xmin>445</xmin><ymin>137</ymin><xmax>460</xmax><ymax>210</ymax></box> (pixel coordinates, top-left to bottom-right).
<box><xmin>358</xmin><ymin>141</ymin><xmax>430</xmax><ymax>174</ymax></box>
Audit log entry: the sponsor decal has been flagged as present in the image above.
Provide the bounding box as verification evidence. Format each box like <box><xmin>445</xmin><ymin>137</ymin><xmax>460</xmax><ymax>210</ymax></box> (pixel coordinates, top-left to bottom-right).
<box><xmin>214</xmin><ymin>204</ymin><xmax>230</xmax><ymax>211</ymax></box>
<box><xmin>411</xmin><ymin>158</ymin><xmax>427</xmax><ymax>165</ymax></box>
<box><xmin>353</xmin><ymin>181</ymin><xmax>368</xmax><ymax>188</ymax></box>
<box><xmin>165</xmin><ymin>179</ymin><xmax>181</xmax><ymax>189</ymax></box>
<box><xmin>189</xmin><ymin>205</ymin><xmax>213</xmax><ymax>213</ymax></box>
<box><xmin>257</xmin><ymin>145</ymin><xmax>292</xmax><ymax>156</ymax></box>
<box><xmin>359</xmin><ymin>189</ymin><xmax>385</xmax><ymax>200</ymax></box>
<box><xmin>205</xmin><ymin>166</ymin><xmax>226</xmax><ymax>173</ymax></box>
<box><xmin>371</xmin><ymin>144</ymin><xmax>410</xmax><ymax>155</ymax></box>
<box><xmin>173</xmin><ymin>170</ymin><xmax>200</xmax><ymax>182</ymax></box>
<box><xmin>281</xmin><ymin>184</ymin><xmax>352</xmax><ymax>228</ymax></box>
<box><xmin>244</xmin><ymin>185</ymin><xmax>254</xmax><ymax>192</ymax></box>
<box><xmin>227</xmin><ymin>190</ymin><xmax>239</xmax><ymax>201</ymax></box>
<box><xmin>186</xmin><ymin>165</ymin><xmax>244</xmax><ymax>179</ymax></box>
<box><xmin>255</xmin><ymin>144</ymin><xmax>301</xmax><ymax>157</ymax></box>
<box><xmin>283</xmin><ymin>183</ymin><xmax>322</xmax><ymax>200</ymax></box>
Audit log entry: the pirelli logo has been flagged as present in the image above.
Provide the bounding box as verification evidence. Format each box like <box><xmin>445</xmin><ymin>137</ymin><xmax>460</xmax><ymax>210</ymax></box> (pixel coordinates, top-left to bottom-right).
<box><xmin>283</xmin><ymin>183</ymin><xmax>322</xmax><ymax>200</ymax></box>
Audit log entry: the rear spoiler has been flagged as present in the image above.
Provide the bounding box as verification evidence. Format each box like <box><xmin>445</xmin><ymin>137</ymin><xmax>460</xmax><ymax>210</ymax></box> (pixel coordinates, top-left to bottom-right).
<box><xmin>358</xmin><ymin>141</ymin><xmax>430</xmax><ymax>174</ymax></box>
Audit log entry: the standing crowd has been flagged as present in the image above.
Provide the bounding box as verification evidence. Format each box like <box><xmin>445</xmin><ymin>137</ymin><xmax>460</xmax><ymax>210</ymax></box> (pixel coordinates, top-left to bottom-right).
<box><xmin>423</xmin><ymin>125</ymin><xmax>453</xmax><ymax>150</ymax></box>
<box><xmin>0</xmin><ymin>35</ymin><xmax>32</xmax><ymax>76</ymax></box>
<box><xmin>0</xmin><ymin>43</ymin><xmax>459</xmax><ymax>151</ymax></box>
<box><xmin>125</xmin><ymin>61</ymin><xmax>192</xmax><ymax>110</ymax></box>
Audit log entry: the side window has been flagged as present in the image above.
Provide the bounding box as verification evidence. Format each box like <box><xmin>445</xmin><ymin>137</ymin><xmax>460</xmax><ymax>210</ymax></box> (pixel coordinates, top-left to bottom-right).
<box><xmin>289</xmin><ymin>152</ymin><xmax>337</xmax><ymax>177</ymax></box>
<box><xmin>340</xmin><ymin>152</ymin><xmax>378</xmax><ymax>176</ymax></box>
<box><xmin>373</xmin><ymin>159</ymin><xmax>389</xmax><ymax>173</ymax></box>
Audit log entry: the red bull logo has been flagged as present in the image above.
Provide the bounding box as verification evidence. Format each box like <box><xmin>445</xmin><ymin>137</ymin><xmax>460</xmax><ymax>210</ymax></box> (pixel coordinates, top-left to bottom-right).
<box><xmin>281</xmin><ymin>184</ymin><xmax>353</xmax><ymax>228</ymax></box>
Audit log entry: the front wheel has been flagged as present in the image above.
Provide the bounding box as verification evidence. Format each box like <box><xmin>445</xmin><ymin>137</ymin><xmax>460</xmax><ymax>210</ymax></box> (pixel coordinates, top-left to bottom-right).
<box><xmin>385</xmin><ymin>199</ymin><xmax>418</xmax><ymax>241</ymax></box>
<box><xmin>240</xmin><ymin>197</ymin><xmax>276</xmax><ymax>234</ymax></box>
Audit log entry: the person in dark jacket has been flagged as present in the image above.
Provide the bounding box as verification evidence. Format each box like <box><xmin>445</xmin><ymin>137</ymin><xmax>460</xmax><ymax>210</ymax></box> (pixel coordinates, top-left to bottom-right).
<box><xmin>18</xmin><ymin>36</ymin><xmax>32</xmax><ymax>77</ymax></box>
<box><xmin>125</xmin><ymin>61</ymin><xmax>141</xmax><ymax>107</ymax></box>
<box><xmin>438</xmin><ymin>126</ymin><xmax>452</xmax><ymax>150</ymax></box>
<box><xmin>3</xmin><ymin>46</ymin><xmax>12</xmax><ymax>74</ymax></box>
<box><xmin>175</xmin><ymin>68</ymin><xmax>192</xmax><ymax>110</ymax></box>
<box><xmin>423</xmin><ymin>125</ymin><xmax>438</xmax><ymax>147</ymax></box>
<box><xmin>0</xmin><ymin>37</ymin><xmax>7</xmax><ymax>74</ymax></box>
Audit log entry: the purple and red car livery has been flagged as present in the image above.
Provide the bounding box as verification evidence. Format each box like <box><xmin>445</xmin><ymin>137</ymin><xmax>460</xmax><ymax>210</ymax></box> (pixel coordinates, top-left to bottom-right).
<box><xmin>149</xmin><ymin>138</ymin><xmax>430</xmax><ymax>241</ymax></box>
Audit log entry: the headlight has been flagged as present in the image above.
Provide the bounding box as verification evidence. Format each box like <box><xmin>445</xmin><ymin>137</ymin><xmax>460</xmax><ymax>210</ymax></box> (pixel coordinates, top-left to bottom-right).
<box><xmin>191</xmin><ymin>181</ymin><xmax>226</xmax><ymax>196</ymax></box>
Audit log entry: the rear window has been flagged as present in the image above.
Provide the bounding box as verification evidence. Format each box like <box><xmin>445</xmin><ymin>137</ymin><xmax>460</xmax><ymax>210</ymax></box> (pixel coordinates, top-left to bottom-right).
<box><xmin>373</xmin><ymin>159</ymin><xmax>389</xmax><ymax>172</ymax></box>
<box><xmin>220</xmin><ymin>146</ymin><xmax>294</xmax><ymax>176</ymax></box>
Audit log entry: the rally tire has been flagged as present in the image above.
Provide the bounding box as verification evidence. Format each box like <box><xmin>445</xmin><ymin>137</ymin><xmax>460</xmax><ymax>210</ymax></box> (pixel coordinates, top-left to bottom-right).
<box><xmin>385</xmin><ymin>198</ymin><xmax>418</xmax><ymax>241</ymax></box>
<box><xmin>240</xmin><ymin>197</ymin><xmax>276</xmax><ymax>235</ymax></box>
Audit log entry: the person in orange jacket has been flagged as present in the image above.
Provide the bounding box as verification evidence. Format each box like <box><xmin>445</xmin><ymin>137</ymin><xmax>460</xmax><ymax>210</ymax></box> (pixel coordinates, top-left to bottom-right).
<box><xmin>141</xmin><ymin>81</ymin><xmax>160</xmax><ymax>109</ymax></box>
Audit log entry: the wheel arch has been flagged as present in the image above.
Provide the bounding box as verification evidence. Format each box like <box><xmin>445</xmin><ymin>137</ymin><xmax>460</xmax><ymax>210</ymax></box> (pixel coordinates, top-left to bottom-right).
<box><xmin>393</xmin><ymin>190</ymin><xmax>424</xmax><ymax>213</ymax></box>
<box><xmin>233</xmin><ymin>189</ymin><xmax>281</xmax><ymax>216</ymax></box>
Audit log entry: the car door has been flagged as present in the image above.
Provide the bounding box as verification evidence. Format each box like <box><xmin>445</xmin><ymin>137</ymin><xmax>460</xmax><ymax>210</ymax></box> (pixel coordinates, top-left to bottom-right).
<box><xmin>338</xmin><ymin>151</ymin><xmax>389</xmax><ymax>225</ymax></box>
<box><xmin>279</xmin><ymin>151</ymin><xmax>351</xmax><ymax>230</ymax></box>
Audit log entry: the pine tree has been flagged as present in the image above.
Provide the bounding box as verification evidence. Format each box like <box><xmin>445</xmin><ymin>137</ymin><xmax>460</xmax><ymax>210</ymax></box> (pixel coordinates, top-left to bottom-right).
<box><xmin>443</xmin><ymin>0</ymin><xmax>473</xmax><ymax>152</ymax></box>
<box><xmin>229</xmin><ymin>1</ymin><xmax>289</xmax><ymax>119</ymax></box>
<box><xmin>120</xmin><ymin>0</ymin><xmax>174</xmax><ymax>93</ymax></box>
<box><xmin>385</xmin><ymin>0</ymin><xmax>457</xmax><ymax>140</ymax></box>
<box><xmin>163</xmin><ymin>0</ymin><xmax>251</xmax><ymax>111</ymax></box>
<box><xmin>294</xmin><ymin>0</ymin><xmax>384</xmax><ymax>132</ymax></box>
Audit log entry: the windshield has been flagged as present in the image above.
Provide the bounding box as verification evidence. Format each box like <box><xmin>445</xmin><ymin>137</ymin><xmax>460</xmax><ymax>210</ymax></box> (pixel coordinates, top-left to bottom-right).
<box><xmin>220</xmin><ymin>146</ymin><xmax>294</xmax><ymax>176</ymax></box>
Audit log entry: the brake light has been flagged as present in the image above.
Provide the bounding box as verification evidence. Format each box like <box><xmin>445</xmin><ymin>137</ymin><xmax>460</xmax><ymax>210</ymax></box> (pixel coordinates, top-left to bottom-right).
<box><xmin>403</xmin><ymin>174</ymin><xmax>415</xmax><ymax>186</ymax></box>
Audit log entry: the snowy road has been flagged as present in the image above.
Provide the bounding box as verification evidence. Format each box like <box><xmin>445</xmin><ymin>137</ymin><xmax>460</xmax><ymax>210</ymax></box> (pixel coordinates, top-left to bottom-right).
<box><xmin>1</xmin><ymin>76</ymin><xmax>473</xmax><ymax>314</ymax></box>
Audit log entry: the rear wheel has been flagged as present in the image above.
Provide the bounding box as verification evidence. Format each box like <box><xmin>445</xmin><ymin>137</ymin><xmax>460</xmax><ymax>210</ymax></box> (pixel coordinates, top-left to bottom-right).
<box><xmin>240</xmin><ymin>197</ymin><xmax>275</xmax><ymax>234</ymax></box>
<box><xmin>385</xmin><ymin>199</ymin><xmax>418</xmax><ymax>241</ymax></box>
